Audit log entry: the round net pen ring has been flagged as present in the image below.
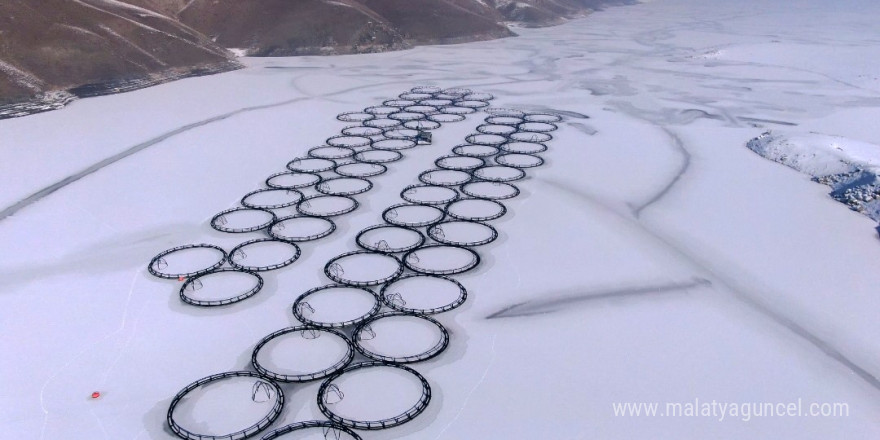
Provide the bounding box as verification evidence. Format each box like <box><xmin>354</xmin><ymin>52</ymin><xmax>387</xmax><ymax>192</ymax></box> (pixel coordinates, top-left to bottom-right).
<box><xmin>334</xmin><ymin>162</ymin><xmax>387</xmax><ymax>178</ymax></box>
<box><xmin>251</xmin><ymin>326</ymin><xmax>355</xmax><ymax>382</ymax></box>
<box><xmin>443</xmin><ymin>198</ymin><xmax>507</xmax><ymax>222</ymax></box>
<box><xmin>261</xmin><ymin>421</ymin><xmax>362</xmax><ymax>440</ymax></box>
<box><xmin>362</xmin><ymin>118</ymin><xmax>402</xmax><ymax>129</ymax></box>
<box><xmin>352</xmin><ymin>312</ymin><xmax>450</xmax><ymax>364</ymax></box>
<box><xmin>337</xmin><ymin>112</ymin><xmax>375</xmax><ymax>122</ymax></box>
<box><xmin>211</xmin><ymin>207</ymin><xmax>277</xmax><ymax>233</ymax></box>
<box><xmin>459</xmin><ymin>181</ymin><xmax>520</xmax><ymax>200</ymax></box>
<box><xmin>484</xmin><ymin>107</ymin><xmax>525</xmax><ymax>117</ymax></box>
<box><xmin>265</xmin><ymin>171</ymin><xmax>322</xmax><ymax>190</ymax></box>
<box><xmin>382</xmin><ymin>203</ymin><xmax>445</xmax><ymax>228</ymax></box>
<box><xmin>495</xmin><ymin>153</ymin><xmax>545</xmax><ymax>169</ymax></box>
<box><xmin>228</xmin><ymin>238</ymin><xmax>301</xmax><ymax>272</ymax></box>
<box><xmin>476</xmin><ymin>124</ymin><xmax>518</xmax><ymax>136</ymax></box>
<box><xmin>341</xmin><ymin>125</ymin><xmax>385</xmax><ymax>138</ymax></box>
<box><xmin>315</xmin><ymin>177</ymin><xmax>373</xmax><ymax>196</ymax></box>
<box><xmin>380</xmin><ymin>274</ymin><xmax>467</xmax><ymax>315</ymax></box>
<box><xmin>268</xmin><ymin>215</ymin><xmax>336</xmax><ymax>242</ymax></box>
<box><xmin>296</xmin><ymin>195</ymin><xmax>359</xmax><ymax>217</ymax></box>
<box><xmin>410</xmin><ymin>85</ymin><xmax>442</xmax><ymax>94</ymax></box>
<box><xmin>403</xmin><ymin>244</ymin><xmax>481</xmax><ymax>275</ymax></box>
<box><xmin>326</xmin><ymin>135</ymin><xmax>373</xmax><ymax>149</ymax></box>
<box><xmin>308</xmin><ymin>145</ymin><xmax>356</xmax><ymax>160</ymax></box>
<box><xmin>400</xmin><ymin>184</ymin><xmax>460</xmax><ymax>205</ymax></box>
<box><xmin>179</xmin><ymin>269</ymin><xmax>264</xmax><ymax>307</ymax></box>
<box><xmin>149</xmin><ymin>244</ymin><xmax>227</xmax><ymax>279</ymax></box>
<box><xmin>427</xmin><ymin>220</ymin><xmax>499</xmax><ymax>247</ymax></box>
<box><xmin>241</xmin><ymin>188</ymin><xmax>304</xmax><ymax>210</ymax></box>
<box><xmin>292</xmin><ymin>285</ymin><xmax>381</xmax><ymax>328</ymax></box>
<box><xmin>471</xmin><ymin>165</ymin><xmax>526</xmax><ymax>183</ymax></box>
<box><xmin>383</xmin><ymin>99</ymin><xmax>418</xmax><ymax>108</ymax></box>
<box><xmin>324</xmin><ymin>251</ymin><xmax>404</xmax><ymax>287</ymax></box>
<box><xmin>355</xmin><ymin>224</ymin><xmax>425</xmax><ymax>254</ymax></box>
<box><xmin>516</xmin><ymin>121</ymin><xmax>559</xmax><ymax>133</ymax></box>
<box><xmin>434</xmin><ymin>155</ymin><xmax>485</xmax><ymax>171</ymax></box>
<box><xmin>317</xmin><ymin>362</ymin><xmax>431</xmax><ymax>430</ymax></box>
<box><xmin>418</xmin><ymin>169</ymin><xmax>472</xmax><ymax>187</ymax></box>
<box><xmin>167</xmin><ymin>371</ymin><xmax>284</xmax><ymax>440</ymax></box>
<box><xmin>364</xmin><ymin>105</ymin><xmax>399</xmax><ymax>116</ymax></box>
<box><xmin>353</xmin><ymin>149</ymin><xmax>403</xmax><ymax>164</ymax></box>
<box><xmin>509</xmin><ymin>131</ymin><xmax>553</xmax><ymax>143</ymax></box>
<box><xmin>286</xmin><ymin>157</ymin><xmax>337</xmax><ymax>173</ymax></box>
<box><xmin>523</xmin><ymin>112</ymin><xmax>563</xmax><ymax>123</ymax></box>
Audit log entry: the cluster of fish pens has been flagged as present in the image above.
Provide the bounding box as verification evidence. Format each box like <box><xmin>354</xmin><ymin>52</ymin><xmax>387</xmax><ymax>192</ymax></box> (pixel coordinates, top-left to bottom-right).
<box><xmin>146</xmin><ymin>86</ymin><xmax>562</xmax><ymax>439</ymax></box>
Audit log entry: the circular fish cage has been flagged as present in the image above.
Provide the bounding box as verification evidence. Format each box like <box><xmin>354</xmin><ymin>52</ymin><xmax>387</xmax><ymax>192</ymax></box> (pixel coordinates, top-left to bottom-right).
<box><xmin>410</xmin><ymin>85</ymin><xmax>442</xmax><ymax>94</ymax></box>
<box><xmin>465</xmin><ymin>133</ymin><xmax>508</xmax><ymax>146</ymax></box>
<box><xmin>356</xmin><ymin>224</ymin><xmax>425</xmax><ymax>254</ymax></box>
<box><xmin>261</xmin><ymin>421</ymin><xmax>362</xmax><ymax>440</ymax></box>
<box><xmin>251</xmin><ymin>326</ymin><xmax>354</xmax><ymax>382</ymax></box>
<box><xmin>418</xmin><ymin>169</ymin><xmax>472</xmax><ymax>187</ymax></box>
<box><xmin>476</xmin><ymin>124</ymin><xmax>517</xmax><ymax>136</ymax></box>
<box><xmin>228</xmin><ymin>239</ymin><xmax>301</xmax><ymax>272</ymax></box>
<box><xmin>292</xmin><ymin>285</ymin><xmax>381</xmax><ymax>328</ymax></box>
<box><xmin>363</xmin><ymin>118</ymin><xmax>402</xmax><ymax>129</ymax></box>
<box><xmin>324</xmin><ymin>251</ymin><xmax>404</xmax><ymax>286</ymax></box>
<box><xmin>524</xmin><ymin>112</ymin><xmax>563</xmax><ymax>123</ymax></box>
<box><xmin>443</xmin><ymin>198</ymin><xmax>507</xmax><ymax>222</ymax></box>
<box><xmin>211</xmin><ymin>207</ymin><xmax>276</xmax><ymax>233</ymax></box>
<box><xmin>379</xmin><ymin>274</ymin><xmax>467</xmax><ymax>315</ymax></box>
<box><xmin>380</xmin><ymin>274</ymin><xmax>467</xmax><ymax>315</ymax></box>
<box><xmin>287</xmin><ymin>157</ymin><xmax>337</xmax><ymax>173</ymax></box>
<box><xmin>452</xmin><ymin>144</ymin><xmax>499</xmax><ymax>158</ymax></box>
<box><xmin>500</xmin><ymin>141</ymin><xmax>548</xmax><ymax>154</ymax></box>
<box><xmin>440</xmin><ymin>106</ymin><xmax>476</xmax><ymax>115</ymax></box>
<box><xmin>326</xmin><ymin>135</ymin><xmax>373</xmax><ymax>149</ymax></box>
<box><xmin>517</xmin><ymin>121</ymin><xmax>559</xmax><ymax>133</ymax></box>
<box><xmin>485</xmin><ymin>115</ymin><xmax>524</xmax><ymax>126</ymax></box>
<box><xmin>334</xmin><ymin>162</ymin><xmax>387</xmax><ymax>178</ymax></box>
<box><xmin>382</xmin><ymin>128</ymin><xmax>421</xmax><ymax>140</ymax></box>
<box><xmin>316</xmin><ymin>177</ymin><xmax>373</xmax><ymax>196</ymax></box>
<box><xmin>179</xmin><ymin>269</ymin><xmax>264</xmax><ymax>307</ymax></box>
<box><xmin>296</xmin><ymin>195</ymin><xmax>359</xmax><ymax>217</ymax></box>
<box><xmin>241</xmin><ymin>189</ymin><xmax>303</xmax><ymax>210</ymax></box>
<box><xmin>371</xmin><ymin>138</ymin><xmax>417</xmax><ymax>151</ymax></box>
<box><xmin>508</xmin><ymin>131</ymin><xmax>552</xmax><ymax>143</ymax></box>
<box><xmin>460</xmin><ymin>181</ymin><xmax>520</xmax><ymax>200</ymax></box>
<box><xmin>463</xmin><ymin>92</ymin><xmax>494</xmax><ymax>101</ymax></box>
<box><xmin>471</xmin><ymin>165</ymin><xmax>526</xmax><ymax>182</ymax></box>
<box><xmin>400</xmin><ymin>184</ymin><xmax>459</xmax><ymax>205</ymax></box>
<box><xmin>434</xmin><ymin>155</ymin><xmax>485</xmax><ymax>171</ymax></box>
<box><xmin>427</xmin><ymin>220</ymin><xmax>498</xmax><ymax>247</ymax></box>
<box><xmin>495</xmin><ymin>153</ymin><xmax>545</xmax><ymax>169</ymax></box>
<box><xmin>265</xmin><ymin>171</ymin><xmax>322</xmax><ymax>190</ymax></box>
<box><xmin>427</xmin><ymin>113</ymin><xmax>466</xmax><ymax>123</ymax></box>
<box><xmin>337</xmin><ymin>112</ymin><xmax>375</xmax><ymax>122</ymax></box>
<box><xmin>341</xmin><ymin>125</ymin><xmax>385</xmax><ymax>138</ymax></box>
<box><xmin>364</xmin><ymin>105</ymin><xmax>399</xmax><ymax>116</ymax></box>
<box><xmin>353</xmin><ymin>312</ymin><xmax>449</xmax><ymax>364</ymax></box>
<box><xmin>382</xmin><ymin>203</ymin><xmax>445</xmax><ymax>228</ymax></box>
<box><xmin>403</xmin><ymin>245</ymin><xmax>480</xmax><ymax>275</ymax></box>
<box><xmin>268</xmin><ymin>216</ymin><xmax>336</xmax><ymax>242</ymax></box>
<box><xmin>149</xmin><ymin>244</ymin><xmax>227</xmax><ymax>279</ymax></box>
<box><xmin>167</xmin><ymin>371</ymin><xmax>284</xmax><ymax>440</ymax></box>
<box><xmin>308</xmin><ymin>145</ymin><xmax>355</xmax><ymax>160</ymax></box>
<box><xmin>453</xmin><ymin>100</ymin><xmax>489</xmax><ymax>109</ymax></box>
<box><xmin>484</xmin><ymin>107</ymin><xmax>525</xmax><ymax>117</ymax></box>
<box><xmin>383</xmin><ymin>99</ymin><xmax>418</xmax><ymax>108</ymax></box>
<box><xmin>353</xmin><ymin>149</ymin><xmax>403</xmax><ymax>164</ymax></box>
<box><xmin>317</xmin><ymin>362</ymin><xmax>431</xmax><ymax>430</ymax></box>
<box><xmin>419</xmin><ymin>98</ymin><xmax>453</xmax><ymax>107</ymax></box>
<box><xmin>404</xmin><ymin>119</ymin><xmax>441</xmax><ymax>130</ymax></box>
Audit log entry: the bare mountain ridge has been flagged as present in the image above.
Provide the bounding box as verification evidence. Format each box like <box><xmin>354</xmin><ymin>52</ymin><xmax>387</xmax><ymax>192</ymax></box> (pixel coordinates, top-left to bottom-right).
<box><xmin>1</xmin><ymin>0</ymin><xmax>630</xmax><ymax>117</ymax></box>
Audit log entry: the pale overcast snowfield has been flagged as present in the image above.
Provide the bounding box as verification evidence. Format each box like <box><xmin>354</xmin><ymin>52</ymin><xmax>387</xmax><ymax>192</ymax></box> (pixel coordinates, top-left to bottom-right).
<box><xmin>2</xmin><ymin>0</ymin><xmax>880</xmax><ymax>438</ymax></box>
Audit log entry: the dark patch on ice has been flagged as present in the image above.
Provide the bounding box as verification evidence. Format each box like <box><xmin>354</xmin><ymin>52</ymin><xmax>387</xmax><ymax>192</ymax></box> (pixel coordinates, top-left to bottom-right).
<box><xmin>738</xmin><ymin>116</ymin><xmax>797</xmax><ymax>126</ymax></box>
<box><xmin>486</xmin><ymin>278</ymin><xmax>711</xmax><ymax>319</ymax></box>
<box><xmin>632</xmin><ymin>127</ymin><xmax>691</xmax><ymax>217</ymax></box>
<box><xmin>569</xmin><ymin>122</ymin><xmax>597</xmax><ymax>135</ymax></box>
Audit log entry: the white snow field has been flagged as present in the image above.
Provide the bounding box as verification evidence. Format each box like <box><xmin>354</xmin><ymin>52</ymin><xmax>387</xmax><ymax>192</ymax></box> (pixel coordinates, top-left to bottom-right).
<box><xmin>2</xmin><ymin>0</ymin><xmax>880</xmax><ymax>438</ymax></box>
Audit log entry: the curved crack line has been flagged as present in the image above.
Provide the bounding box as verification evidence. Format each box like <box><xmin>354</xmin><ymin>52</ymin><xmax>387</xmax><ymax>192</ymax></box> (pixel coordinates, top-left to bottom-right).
<box><xmin>537</xmin><ymin>176</ymin><xmax>880</xmax><ymax>393</ymax></box>
<box><xmin>633</xmin><ymin>126</ymin><xmax>690</xmax><ymax>217</ymax></box>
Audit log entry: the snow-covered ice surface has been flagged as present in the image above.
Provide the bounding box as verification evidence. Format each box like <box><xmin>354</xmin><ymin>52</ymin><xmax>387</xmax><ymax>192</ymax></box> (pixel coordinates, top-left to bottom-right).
<box><xmin>2</xmin><ymin>0</ymin><xmax>880</xmax><ymax>438</ymax></box>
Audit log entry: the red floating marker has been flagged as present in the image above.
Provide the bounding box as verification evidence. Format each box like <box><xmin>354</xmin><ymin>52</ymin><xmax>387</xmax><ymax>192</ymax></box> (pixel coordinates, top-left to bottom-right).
<box><xmin>178</xmin><ymin>276</ymin><xmax>186</xmax><ymax>282</ymax></box>
<box><xmin>91</xmin><ymin>392</ymin><xmax>101</xmax><ymax>399</ymax></box>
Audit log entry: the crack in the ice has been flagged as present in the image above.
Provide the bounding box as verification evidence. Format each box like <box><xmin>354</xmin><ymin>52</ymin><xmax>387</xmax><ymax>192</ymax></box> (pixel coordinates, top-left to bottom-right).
<box><xmin>486</xmin><ymin>278</ymin><xmax>712</xmax><ymax>319</ymax></box>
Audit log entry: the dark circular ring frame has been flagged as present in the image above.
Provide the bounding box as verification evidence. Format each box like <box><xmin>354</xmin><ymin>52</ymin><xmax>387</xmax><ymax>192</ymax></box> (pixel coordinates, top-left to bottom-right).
<box><xmin>334</xmin><ymin>162</ymin><xmax>388</xmax><ymax>178</ymax></box>
<box><xmin>353</xmin><ymin>149</ymin><xmax>403</xmax><ymax>164</ymax></box>
<box><xmin>308</xmin><ymin>145</ymin><xmax>355</xmax><ymax>160</ymax></box>
<box><xmin>400</xmin><ymin>184</ymin><xmax>460</xmax><ymax>205</ymax></box>
<box><xmin>524</xmin><ymin>112</ymin><xmax>564</xmax><ymax>123</ymax></box>
<box><xmin>324</xmin><ymin>251</ymin><xmax>404</xmax><ymax>287</ymax></box>
<box><xmin>471</xmin><ymin>165</ymin><xmax>527</xmax><ymax>182</ymax></box>
<box><xmin>435</xmin><ymin>154</ymin><xmax>485</xmax><ymax>171</ymax></box>
<box><xmin>460</xmin><ymin>181</ymin><xmax>521</xmax><ymax>200</ymax></box>
<box><xmin>418</xmin><ymin>169</ymin><xmax>473</xmax><ymax>187</ymax></box>
<box><xmin>268</xmin><ymin>215</ymin><xmax>336</xmax><ymax>242</ymax></box>
<box><xmin>355</xmin><ymin>224</ymin><xmax>425</xmax><ymax>254</ymax></box>
<box><xmin>167</xmin><ymin>371</ymin><xmax>284</xmax><ymax>440</ymax></box>
<box><xmin>509</xmin><ymin>131</ymin><xmax>553</xmax><ymax>143</ymax></box>
<box><xmin>265</xmin><ymin>171</ymin><xmax>322</xmax><ymax>190</ymax></box>
<box><xmin>296</xmin><ymin>195</ymin><xmax>360</xmax><ymax>217</ymax></box>
<box><xmin>315</xmin><ymin>177</ymin><xmax>374</xmax><ymax>196</ymax></box>
<box><xmin>382</xmin><ymin>203</ymin><xmax>446</xmax><ymax>228</ymax></box>
<box><xmin>352</xmin><ymin>312</ymin><xmax>450</xmax><ymax>364</ymax></box>
<box><xmin>292</xmin><ymin>284</ymin><xmax>382</xmax><ymax>328</ymax></box>
<box><xmin>251</xmin><ymin>326</ymin><xmax>355</xmax><ymax>382</ymax></box>
<box><xmin>380</xmin><ymin>274</ymin><xmax>468</xmax><ymax>315</ymax></box>
<box><xmin>326</xmin><ymin>135</ymin><xmax>373</xmax><ymax>148</ymax></box>
<box><xmin>261</xmin><ymin>421</ymin><xmax>362</xmax><ymax>440</ymax></box>
<box><xmin>228</xmin><ymin>238</ymin><xmax>302</xmax><ymax>272</ymax></box>
<box><xmin>341</xmin><ymin>125</ymin><xmax>385</xmax><ymax>137</ymax></box>
<box><xmin>427</xmin><ymin>220</ymin><xmax>499</xmax><ymax>246</ymax></box>
<box><xmin>337</xmin><ymin>112</ymin><xmax>375</xmax><ymax>122</ymax></box>
<box><xmin>179</xmin><ymin>268</ymin><xmax>264</xmax><ymax>307</ymax></box>
<box><xmin>402</xmin><ymin>244</ymin><xmax>481</xmax><ymax>275</ymax></box>
<box><xmin>495</xmin><ymin>153</ymin><xmax>545</xmax><ymax>169</ymax></box>
<box><xmin>149</xmin><ymin>243</ymin><xmax>227</xmax><ymax>279</ymax></box>
<box><xmin>317</xmin><ymin>361</ymin><xmax>431</xmax><ymax>430</ymax></box>
<box><xmin>443</xmin><ymin>198</ymin><xmax>508</xmax><ymax>222</ymax></box>
<box><xmin>484</xmin><ymin>107</ymin><xmax>525</xmax><ymax>117</ymax></box>
<box><xmin>286</xmin><ymin>157</ymin><xmax>337</xmax><ymax>173</ymax></box>
<box><xmin>211</xmin><ymin>207</ymin><xmax>276</xmax><ymax>233</ymax></box>
<box><xmin>241</xmin><ymin>188</ymin><xmax>304</xmax><ymax>210</ymax></box>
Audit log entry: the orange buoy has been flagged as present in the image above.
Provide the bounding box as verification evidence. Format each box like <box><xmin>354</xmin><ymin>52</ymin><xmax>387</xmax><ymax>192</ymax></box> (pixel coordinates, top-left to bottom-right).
<box><xmin>91</xmin><ymin>392</ymin><xmax>101</xmax><ymax>399</ymax></box>
<box><xmin>178</xmin><ymin>276</ymin><xmax>186</xmax><ymax>282</ymax></box>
